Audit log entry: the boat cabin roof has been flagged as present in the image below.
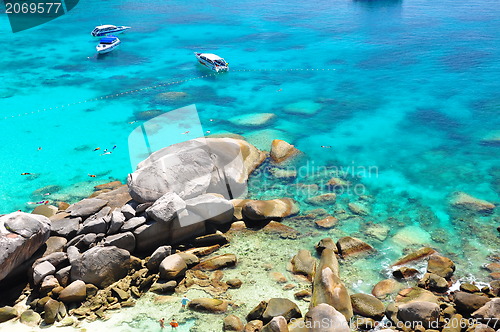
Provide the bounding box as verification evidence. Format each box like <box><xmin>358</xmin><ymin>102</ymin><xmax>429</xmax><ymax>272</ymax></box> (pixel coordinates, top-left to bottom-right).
<box><xmin>95</xmin><ymin>25</ymin><xmax>117</xmax><ymax>30</ymax></box>
<box><xmin>200</xmin><ymin>53</ymin><xmax>224</xmax><ymax>61</ymax></box>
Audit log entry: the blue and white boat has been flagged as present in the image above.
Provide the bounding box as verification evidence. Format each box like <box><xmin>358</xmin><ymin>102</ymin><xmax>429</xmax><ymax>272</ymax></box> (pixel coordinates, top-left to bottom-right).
<box><xmin>96</xmin><ymin>36</ymin><xmax>121</xmax><ymax>54</ymax></box>
<box><xmin>91</xmin><ymin>25</ymin><xmax>131</xmax><ymax>37</ymax></box>
<box><xmin>195</xmin><ymin>52</ymin><xmax>229</xmax><ymax>72</ymax></box>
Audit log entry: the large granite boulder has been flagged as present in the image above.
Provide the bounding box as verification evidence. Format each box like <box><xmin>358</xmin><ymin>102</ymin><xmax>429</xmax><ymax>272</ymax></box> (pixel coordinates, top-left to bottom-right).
<box><xmin>472</xmin><ymin>298</ymin><xmax>500</xmax><ymax>322</ymax></box>
<box><xmin>0</xmin><ymin>212</ymin><xmax>51</xmax><ymax>281</ymax></box>
<box><xmin>270</xmin><ymin>139</ymin><xmax>300</xmax><ymax>163</ymax></box>
<box><xmin>397</xmin><ymin>301</ymin><xmax>440</xmax><ymax>329</ymax></box>
<box><xmin>70</xmin><ymin>246</ymin><xmax>130</xmax><ymax>288</ymax></box>
<box><xmin>242</xmin><ymin>198</ymin><xmax>299</xmax><ymax>221</ymax></box>
<box><xmin>350</xmin><ymin>293</ymin><xmax>385</xmax><ymax>320</ymax></box>
<box><xmin>58</xmin><ymin>280</ymin><xmax>86</xmax><ymax>303</ymax></box>
<box><xmin>453</xmin><ymin>292</ymin><xmax>491</xmax><ymax>316</ymax></box>
<box><xmin>50</xmin><ymin>217</ymin><xmax>80</xmax><ymax>238</ymax></box>
<box><xmin>310</xmin><ymin>249</ymin><xmax>353</xmax><ymax>320</ymax></box>
<box><xmin>66</xmin><ymin>198</ymin><xmax>108</xmax><ymax>218</ymax></box>
<box><xmin>427</xmin><ymin>255</ymin><xmax>455</xmax><ymax>279</ymax></box>
<box><xmin>305</xmin><ymin>303</ymin><xmax>350</xmax><ymax>332</ymax></box>
<box><xmin>159</xmin><ymin>253</ymin><xmax>187</xmax><ymax>279</ymax></box>
<box><xmin>262</xmin><ymin>298</ymin><xmax>302</xmax><ymax>323</ymax></box>
<box><xmin>185</xmin><ymin>194</ymin><xmax>234</xmax><ymax>224</ymax></box>
<box><xmin>290</xmin><ymin>250</ymin><xmax>316</xmax><ymax>281</ymax></box>
<box><xmin>146</xmin><ymin>245</ymin><xmax>172</xmax><ymax>272</ymax></box>
<box><xmin>127</xmin><ymin>138</ymin><xmax>265</xmax><ymax>203</ymax></box>
<box><xmin>102</xmin><ymin>232</ymin><xmax>136</xmax><ymax>252</ymax></box>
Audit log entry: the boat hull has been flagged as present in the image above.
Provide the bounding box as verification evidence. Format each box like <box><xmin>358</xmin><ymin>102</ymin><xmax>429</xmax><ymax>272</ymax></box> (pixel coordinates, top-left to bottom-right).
<box><xmin>195</xmin><ymin>53</ymin><xmax>229</xmax><ymax>72</ymax></box>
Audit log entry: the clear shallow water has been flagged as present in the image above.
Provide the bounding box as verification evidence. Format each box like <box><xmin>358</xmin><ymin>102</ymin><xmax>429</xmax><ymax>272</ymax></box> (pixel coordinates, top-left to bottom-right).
<box><xmin>0</xmin><ymin>0</ymin><xmax>499</xmax><ymax>329</ymax></box>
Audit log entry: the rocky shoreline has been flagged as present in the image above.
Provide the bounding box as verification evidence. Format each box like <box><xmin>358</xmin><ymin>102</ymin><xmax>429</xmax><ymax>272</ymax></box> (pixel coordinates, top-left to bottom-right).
<box><xmin>0</xmin><ymin>137</ymin><xmax>498</xmax><ymax>331</ymax></box>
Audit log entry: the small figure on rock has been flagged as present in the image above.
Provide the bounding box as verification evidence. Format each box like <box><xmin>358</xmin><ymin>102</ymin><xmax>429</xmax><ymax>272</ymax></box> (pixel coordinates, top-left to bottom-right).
<box><xmin>181</xmin><ymin>295</ymin><xmax>190</xmax><ymax>309</ymax></box>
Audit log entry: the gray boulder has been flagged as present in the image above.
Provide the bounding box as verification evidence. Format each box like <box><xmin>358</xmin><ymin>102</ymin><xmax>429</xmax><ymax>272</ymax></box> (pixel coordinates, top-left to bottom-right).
<box><xmin>70</xmin><ymin>246</ymin><xmax>130</xmax><ymax>288</ymax></box>
<box><xmin>146</xmin><ymin>245</ymin><xmax>172</xmax><ymax>272</ymax></box>
<box><xmin>34</xmin><ymin>252</ymin><xmax>68</xmax><ymax>270</ymax></box>
<box><xmin>67</xmin><ymin>198</ymin><xmax>108</xmax><ymax>218</ymax></box>
<box><xmin>121</xmin><ymin>216</ymin><xmax>147</xmax><ymax>232</ymax></box>
<box><xmin>121</xmin><ymin>204</ymin><xmax>136</xmax><ymax>220</ymax></box>
<box><xmin>127</xmin><ymin>138</ymin><xmax>265</xmax><ymax>203</ymax></box>
<box><xmin>146</xmin><ymin>192</ymin><xmax>186</xmax><ymax>223</ymax></box>
<box><xmin>33</xmin><ymin>261</ymin><xmax>56</xmax><ymax>285</ymax></box>
<box><xmin>472</xmin><ymin>298</ymin><xmax>500</xmax><ymax>322</ymax></box>
<box><xmin>50</xmin><ymin>217</ymin><xmax>80</xmax><ymax>238</ymax></box>
<box><xmin>103</xmin><ymin>232</ymin><xmax>136</xmax><ymax>252</ymax></box>
<box><xmin>78</xmin><ymin>217</ymin><xmax>107</xmax><ymax>235</ymax></box>
<box><xmin>108</xmin><ymin>210</ymin><xmax>125</xmax><ymax>234</ymax></box>
<box><xmin>55</xmin><ymin>266</ymin><xmax>71</xmax><ymax>287</ymax></box>
<box><xmin>0</xmin><ymin>212</ymin><xmax>51</xmax><ymax>281</ymax></box>
<box><xmin>185</xmin><ymin>194</ymin><xmax>234</xmax><ymax>224</ymax></box>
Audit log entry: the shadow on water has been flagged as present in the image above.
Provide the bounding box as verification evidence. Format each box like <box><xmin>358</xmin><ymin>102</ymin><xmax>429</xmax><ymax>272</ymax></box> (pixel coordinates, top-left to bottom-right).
<box><xmin>352</xmin><ymin>0</ymin><xmax>403</xmax><ymax>9</ymax></box>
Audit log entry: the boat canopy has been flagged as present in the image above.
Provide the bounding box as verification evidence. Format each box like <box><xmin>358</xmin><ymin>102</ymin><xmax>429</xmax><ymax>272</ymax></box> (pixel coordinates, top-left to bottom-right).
<box><xmin>100</xmin><ymin>36</ymin><xmax>118</xmax><ymax>43</ymax></box>
<box><xmin>200</xmin><ymin>53</ymin><xmax>224</xmax><ymax>61</ymax></box>
<box><xmin>96</xmin><ymin>25</ymin><xmax>116</xmax><ymax>29</ymax></box>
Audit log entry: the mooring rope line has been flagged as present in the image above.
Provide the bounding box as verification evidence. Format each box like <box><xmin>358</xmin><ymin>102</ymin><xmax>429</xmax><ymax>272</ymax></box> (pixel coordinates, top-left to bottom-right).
<box><xmin>1</xmin><ymin>68</ymin><xmax>337</xmax><ymax>121</ymax></box>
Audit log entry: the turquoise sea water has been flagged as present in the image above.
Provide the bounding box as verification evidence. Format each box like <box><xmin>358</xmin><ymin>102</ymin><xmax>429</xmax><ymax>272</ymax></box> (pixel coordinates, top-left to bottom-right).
<box><xmin>0</xmin><ymin>0</ymin><xmax>499</xmax><ymax>329</ymax></box>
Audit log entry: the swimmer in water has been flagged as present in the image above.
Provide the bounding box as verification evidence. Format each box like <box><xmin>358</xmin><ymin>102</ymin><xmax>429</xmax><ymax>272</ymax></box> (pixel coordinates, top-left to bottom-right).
<box><xmin>158</xmin><ymin>318</ymin><xmax>165</xmax><ymax>329</ymax></box>
<box><xmin>209</xmin><ymin>119</ymin><xmax>214</xmax><ymax>122</ymax></box>
<box><xmin>21</xmin><ymin>173</ymin><xmax>32</xmax><ymax>175</ymax></box>
<box><xmin>112</xmin><ymin>145</ymin><xmax>117</xmax><ymax>149</ymax></box>
<box><xmin>206</xmin><ymin>130</ymin><xmax>211</xmax><ymax>134</ymax></box>
<box><xmin>93</xmin><ymin>147</ymin><xmax>100</xmax><ymax>151</ymax></box>
<box><xmin>277</xmin><ymin>88</ymin><xmax>282</xmax><ymax>92</ymax></box>
<box><xmin>42</xmin><ymin>193</ymin><xmax>51</xmax><ymax>196</ymax></box>
<box><xmin>181</xmin><ymin>131</ymin><xmax>190</xmax><ymax>135</ymax></box>
<box><xmin>38</xmin><ymin>147</ymin><xmax>42</xmax><ymax>151</ymax></box>
<box><xmin>101</xmin><ymin>152</ymin><xmax>112</xmax><ymax>155</ymax></box>
<box><xmin>88</xmin><ymin>174</ymin><xmax>96</xmax><ymax>178</ymax></box>
<box><xmin>321</xmin><ymin>145</ymin><xmax>332</xmax><ymax>148</ymax></box>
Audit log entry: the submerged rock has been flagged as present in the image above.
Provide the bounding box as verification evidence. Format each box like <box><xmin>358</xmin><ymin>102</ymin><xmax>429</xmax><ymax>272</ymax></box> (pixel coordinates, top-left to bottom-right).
<box><xmin>229</xmin><ymin>113</ymin><xmax>276</xmax><ymax>127</ymax></box>
<box><xmin>450</xmin><ymin>192</ymin><xmax>495</xmax><ymax>214</ymax></box>
<box><xmin>19</xmin><ymin>309</ymin><xmax>41</xmax><ymax>327</ymax></box>
<box><xmin>372</xmin><ymin>279</ymin><xmax>403</xmax><ymax>299</ymax></box>
<box><xmin>0</xmin><ymin>212</ymin><xmax>51</xmax><ymax>281</ymax></box>
<box><xmin>391</xmin><ymin>247</ymin><xmax>436</xmax><ymax>267</ymax></box>
<box><xmin>315</xmin><ymin>216</ymin><xmax>338</xmax><ymax>229</ymax></box>
<box><xmin>306</xmin><ymin>194</ymin><xmax>337</xmax><ymax>206</ymax></box>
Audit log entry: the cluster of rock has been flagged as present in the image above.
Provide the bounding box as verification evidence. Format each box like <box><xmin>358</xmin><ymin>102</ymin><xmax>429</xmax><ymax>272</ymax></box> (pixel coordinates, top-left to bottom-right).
<box><xmin>221</xmin><ymin>237</ymin><xmax>500</xmax><ymax>332</ymax></box>
<box><xmin>0</xmin><ymin>137</ymin><xmax>304</xmax><ymax>328</ymax></box>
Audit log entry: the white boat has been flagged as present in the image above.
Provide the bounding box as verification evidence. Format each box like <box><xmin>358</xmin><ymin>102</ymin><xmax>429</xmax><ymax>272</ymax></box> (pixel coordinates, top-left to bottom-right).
<box><xmin>91</xmin><ymin>25</ymin><xmax>131</xmax><ymax>37</ymax></box>
<box><xmin>194</xmin><ymin>52</ymin><xmax>229</xmax><ymax>72</ymax></box>
<box><xmin>96</xmin><ymin>36</ymin><xmax>121</xmax><ymax>54</ymax></box>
